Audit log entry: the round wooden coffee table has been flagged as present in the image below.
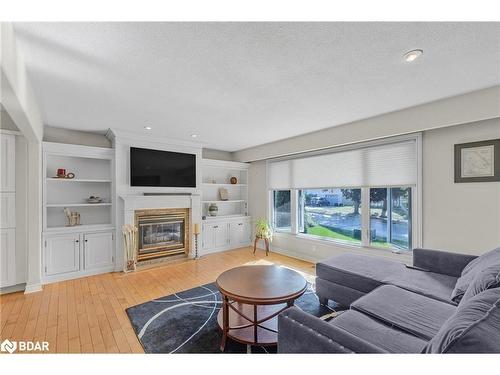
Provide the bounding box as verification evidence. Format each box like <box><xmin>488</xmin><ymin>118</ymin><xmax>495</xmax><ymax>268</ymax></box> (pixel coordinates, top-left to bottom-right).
<box><xmin>215</xmin><ymin>265</ymin><xmax>307</xmax><ymax>351</ymax></box>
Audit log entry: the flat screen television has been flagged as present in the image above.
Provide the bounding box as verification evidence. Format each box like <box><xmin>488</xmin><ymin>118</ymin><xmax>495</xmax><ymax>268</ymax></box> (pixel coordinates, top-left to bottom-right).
<box><xmin>130</xmin><ymin>147</ymin><xmax>196</xmax><ymax>187</ymax></box>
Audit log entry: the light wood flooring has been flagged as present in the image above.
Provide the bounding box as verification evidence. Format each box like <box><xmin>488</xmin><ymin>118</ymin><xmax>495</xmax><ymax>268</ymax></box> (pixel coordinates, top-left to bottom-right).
<box><xmin>0</xmin><ymin>248</ymin><xmax>315</xmax><ymax>353</ymax></box>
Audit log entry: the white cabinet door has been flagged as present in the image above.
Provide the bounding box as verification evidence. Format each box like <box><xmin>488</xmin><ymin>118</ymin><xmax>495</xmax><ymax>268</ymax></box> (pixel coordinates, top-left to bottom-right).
<box><xmin>202</xmin><ymin>224</ymin><xmax>215</xmax><ymax>250</ymax></box>
<box><xmin>230</xmin><ymin>220</ymin><xmax>251</xmax><ymax>246</ymax></box>
<box><xmin>45</xmin><ymin>234</ymin><xmax>80</xmax><ymax>276</ymax></box>
<box><xmin>0</xmin><ymin>228</ymin><xmax>16</xmax><ymax>287</ymax></box>
<box><xmin>241</xmin><ymin>220</ymin><xmax>251</xmax><ymax>244</ymax></box>
<box><xmin>214</xmin><ymin>223</ymin><xmax>230</xmax><ymax>249</ymax></box>
<box><xmin>0</xmin><ymin>134</ymin><xmax>16</xmax><ymax>192</ymax></box>
<box><xmin>0</xmin><ymin>192</ymin><xmax>16</xmax><ymax>228</ymax></box>
<box><xmin>83</xmin><ymin>232</ymin><xmax>114</xmax><ymax>270</ymax></box>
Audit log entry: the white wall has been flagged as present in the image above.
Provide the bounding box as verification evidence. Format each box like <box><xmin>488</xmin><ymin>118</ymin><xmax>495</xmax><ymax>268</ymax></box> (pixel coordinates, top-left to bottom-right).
<box><xmin>202</xmin><ymin>148</ymin><xmax>233</xmax><ymax>161</ymax></box>
<box><xmin>1</xmin><ymin>22</ymin><xmax>44</xmax><ymax>293</ymax></box>
<box><xmin>423</xmin><ymin>118</ymin><xmax>500</xmax><ymax>254</ymax></box>
<box><xmin>1</xmin><ymin>109</ymin><xmax>19</xmax><ymax>131</ymax></box>
<box><xmin>43</xmin><ymin>125</ymin><xmax>111</xmax><ymax>148</ymax></box>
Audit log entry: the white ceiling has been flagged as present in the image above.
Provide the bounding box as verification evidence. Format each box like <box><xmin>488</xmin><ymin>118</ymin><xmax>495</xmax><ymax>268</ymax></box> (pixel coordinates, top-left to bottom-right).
<box><xmin>13</xmin><ymin>22</ymin><xmax>500</xmax><ymax>151</ymax></box>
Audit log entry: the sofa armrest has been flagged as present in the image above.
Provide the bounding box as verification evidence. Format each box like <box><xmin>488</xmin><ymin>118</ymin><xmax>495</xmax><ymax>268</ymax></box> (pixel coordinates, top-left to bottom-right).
<box><xmin>412</xmin><ymin>248</ymin><xmax>477</xmax><ymax>277</ymax></box>
<box><xmin>277</xmin><ymin>307</ymin><xmax>386</xmax><ymax>353</ymax></box>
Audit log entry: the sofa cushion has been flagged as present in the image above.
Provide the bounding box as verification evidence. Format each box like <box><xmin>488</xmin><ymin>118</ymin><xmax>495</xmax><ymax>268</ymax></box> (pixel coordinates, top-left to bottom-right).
<box><xmin>424</xmin><ymin>287</ymin><xmax>500</xmax><ymax>353</ymax></box>
<box><xmin>461</xmin><ymin>264</ymin><xmax>500</xmax><ymax>303</ymax></box>
<box><xmin>382</xmin><ymin>268</ymin><xmax>458</xmax><ymax>305</ymax></box>
<box><xmin>329</xmin><ymin>309</ymin><xmax>426</xmax><ymax>353</ymax></box>
<box><xmin>351</xmin><ymin>285</ymin><xmax>456</xmax><ymax>340</ymax></box>
<box><xmin>451</xmin><ymin>247</ymin><xmax>500</xmax><ymax>303</ymax></box>
<box><xmin>316</xmin><ymin>253</ymin><xmax>403</xmax><ymax>293</ymax></box>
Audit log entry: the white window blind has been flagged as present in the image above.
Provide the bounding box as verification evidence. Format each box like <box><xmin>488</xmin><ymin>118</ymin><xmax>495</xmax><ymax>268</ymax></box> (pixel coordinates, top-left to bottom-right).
<box><xmin>268</xmin><ymin>140</ymin><xmax>417</xmax><ymax>189</ymax></box>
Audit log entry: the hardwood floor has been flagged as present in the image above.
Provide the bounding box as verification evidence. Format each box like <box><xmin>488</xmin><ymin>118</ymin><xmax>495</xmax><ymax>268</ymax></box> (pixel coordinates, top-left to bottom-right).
<box><xmin>0</xmin><ymin>248</ymin><xmax>315</xmax><ymax>353</ymax></box>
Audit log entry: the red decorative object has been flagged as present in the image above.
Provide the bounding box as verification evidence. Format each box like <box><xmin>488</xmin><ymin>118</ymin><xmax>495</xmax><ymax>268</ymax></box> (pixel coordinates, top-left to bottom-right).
<box><xmin>57</xmin><ymin>168</ymin><xmax>66</xmax><ymax>177</ymax></box>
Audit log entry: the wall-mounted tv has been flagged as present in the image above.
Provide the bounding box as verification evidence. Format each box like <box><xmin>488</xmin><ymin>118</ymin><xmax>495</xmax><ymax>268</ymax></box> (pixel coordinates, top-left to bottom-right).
<box><xmin>130</xmin><ymin>147</ymin><xmax>196</xmax><ymax>188</ymax></box>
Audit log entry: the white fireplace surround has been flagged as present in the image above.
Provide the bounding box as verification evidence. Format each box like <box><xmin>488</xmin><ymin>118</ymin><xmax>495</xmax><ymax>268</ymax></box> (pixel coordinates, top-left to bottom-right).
<box><xmin>120</xmin><ymin>194</ymin><xmax>202</xmax><ymax>260</ymax></box>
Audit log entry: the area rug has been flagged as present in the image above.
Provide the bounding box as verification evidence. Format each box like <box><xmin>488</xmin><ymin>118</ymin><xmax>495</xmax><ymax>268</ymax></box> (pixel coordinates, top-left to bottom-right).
<box><xmin>126</xmin><ymin>281</ymin><xmax>339</xmax><ymax>353</ymax></box>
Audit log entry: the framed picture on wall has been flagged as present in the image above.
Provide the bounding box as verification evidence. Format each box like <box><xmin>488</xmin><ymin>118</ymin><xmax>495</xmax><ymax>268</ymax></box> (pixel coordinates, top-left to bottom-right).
<box><xmin>454</xmin><ymin>139</ymin><xmax>500</xmax><ymax>183</ymax></box>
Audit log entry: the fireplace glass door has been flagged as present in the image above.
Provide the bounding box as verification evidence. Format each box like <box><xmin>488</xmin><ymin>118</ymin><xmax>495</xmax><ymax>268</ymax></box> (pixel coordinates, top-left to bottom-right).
<box><xmin>136</xmin><ymin>211</ymin><xmax>188</xmax><ymax>260</ymax></box>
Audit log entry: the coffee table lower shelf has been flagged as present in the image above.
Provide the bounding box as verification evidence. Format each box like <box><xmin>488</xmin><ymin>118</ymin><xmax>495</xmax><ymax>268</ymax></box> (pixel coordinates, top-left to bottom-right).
<box><xmin>216</xmin><ymin>301</ymin><xmax>288</xmax><ymax>348</ymax></box>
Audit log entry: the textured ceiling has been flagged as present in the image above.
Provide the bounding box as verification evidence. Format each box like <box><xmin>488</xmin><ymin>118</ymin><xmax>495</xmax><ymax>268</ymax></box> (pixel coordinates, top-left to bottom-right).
<box><xmin>12</xmin><ymin>22</ymin><xmax>500</xmax><ymax>151</ymax></box>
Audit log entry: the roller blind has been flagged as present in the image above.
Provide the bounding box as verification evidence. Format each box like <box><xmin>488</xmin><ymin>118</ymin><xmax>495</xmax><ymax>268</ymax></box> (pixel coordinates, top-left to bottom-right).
<box><xmin>268</xmin><ymin>139</ymin><xmax>417</xmax><ymax>189</ymax></box>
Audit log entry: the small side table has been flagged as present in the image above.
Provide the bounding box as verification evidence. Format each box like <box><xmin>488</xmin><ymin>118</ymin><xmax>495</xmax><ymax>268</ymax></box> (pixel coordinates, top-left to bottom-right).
<box><xmin>253</xmin><ymin>235</ymin><xmax>270</xmax><ymax>256</ymax></box>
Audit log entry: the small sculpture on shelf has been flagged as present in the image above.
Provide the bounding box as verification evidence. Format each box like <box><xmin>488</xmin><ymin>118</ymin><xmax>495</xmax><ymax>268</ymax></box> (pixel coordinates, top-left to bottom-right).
<box><xmin>64</xmin><ymin>208</ymin><xmax>80</xmax><ymax>227</ymax></box>
<box><xmin>87</xmin><ymin>195</ymin><xmax>103</xmax><ymax>204</ymax></box>
<box><xmin>219</xmin><ymin>188</ymin><xmax>229</xmax><ymax>201</ymax></box>
<box><xmin>230</xmin><ymin>176</ymin><xmax>238</xmax><ymax>184</ymax></box>
<box><xmin>54</xmin><ymin>168</ymin><xmax>75</xmax><ymax>179</ymax></box>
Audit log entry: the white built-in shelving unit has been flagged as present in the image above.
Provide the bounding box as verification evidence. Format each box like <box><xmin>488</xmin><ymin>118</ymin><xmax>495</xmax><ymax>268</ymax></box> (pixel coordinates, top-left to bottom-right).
<box><xmin>42</xmin><ymin>142</ymin><xmax>115</xmax><ymax>283</ymax></box>
<box><xmin>201</xmin><ymin>159</ymin><xmax>252</xmax><ymax>254</ymax></box>
<box><xmin>201</xmin><ymin>159</ymin><xmax>249</xmax><ymax>219</ymax></box>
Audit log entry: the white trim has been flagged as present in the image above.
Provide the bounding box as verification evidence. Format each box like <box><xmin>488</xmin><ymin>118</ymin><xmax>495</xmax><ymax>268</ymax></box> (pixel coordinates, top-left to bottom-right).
<box><xmin>267</xmin><ymin>133</ymin><xmax>421</xmax><ymax>163</ymax></box>
<box><xmin>0</xmin><ymin>129</ymin><xmax>22</xmax><ymax>136</ymax></box>
<box><xmin>24</xmin><ymin>283</ymin><xmax>43</xmax><ymax>294</ymax></box>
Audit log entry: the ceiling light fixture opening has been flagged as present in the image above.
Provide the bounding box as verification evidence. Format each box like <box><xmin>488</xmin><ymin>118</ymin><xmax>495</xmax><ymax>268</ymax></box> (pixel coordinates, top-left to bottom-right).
<box><xmin>144</xmin><ymin>126</ymin><xmax>152</xmax><ymax>130</ymax></box>
<box><xmin>404</xmin><ymin>49</ymin><xmax>423</xmax><ymax>62</ymax></box>
<box><xmin>191</xmin><ymin>134</ymin><xmax>198</xmax><ymax>138</ymax></box>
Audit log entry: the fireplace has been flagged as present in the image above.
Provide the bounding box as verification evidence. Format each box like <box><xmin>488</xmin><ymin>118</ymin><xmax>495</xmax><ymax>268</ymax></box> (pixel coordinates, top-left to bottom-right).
<box><xmin>134</xmin><ymin>208</ymin><xmax>190</xmax><ymax>261</ymax></box>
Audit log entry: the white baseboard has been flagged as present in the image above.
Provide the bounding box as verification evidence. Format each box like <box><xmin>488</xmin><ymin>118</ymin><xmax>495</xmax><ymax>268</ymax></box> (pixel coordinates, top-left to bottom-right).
<box><xmin>24</xmin><ymin>283</ymin><xmax>43</xmax><ymax>294</ymax></box>
<box><xmin>269</xmin><ymin>244</ymin><xmax>319</xmax><ymax>264</ymax></box>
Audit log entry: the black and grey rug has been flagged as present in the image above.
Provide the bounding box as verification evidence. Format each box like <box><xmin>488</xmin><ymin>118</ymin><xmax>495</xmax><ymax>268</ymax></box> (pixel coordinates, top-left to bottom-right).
<box><xmin>126</xmin><ymin>281</ymin><xmax>338</xmax><ymax>353</ymax></box>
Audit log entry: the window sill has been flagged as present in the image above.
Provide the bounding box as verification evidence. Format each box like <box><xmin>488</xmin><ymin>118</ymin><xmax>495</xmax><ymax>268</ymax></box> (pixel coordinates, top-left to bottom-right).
<box><xmin>273</xmin><ymin>231</ymin><xmax>412</xmax><ymax>256</ymax></box>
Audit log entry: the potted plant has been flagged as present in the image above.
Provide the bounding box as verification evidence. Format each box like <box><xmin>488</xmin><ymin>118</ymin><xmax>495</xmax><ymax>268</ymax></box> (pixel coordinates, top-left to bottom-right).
<box><xmin>255</xmin><ymin>218</ymin><xmax>273</xmax><ymax>240</ymax></box>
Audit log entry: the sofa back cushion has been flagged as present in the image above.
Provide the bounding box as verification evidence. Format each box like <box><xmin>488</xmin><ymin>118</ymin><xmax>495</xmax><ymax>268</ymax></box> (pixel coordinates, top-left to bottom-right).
<box><xmin>424</xmin><ymin>288</ymin><xmax>500</xmax><ymax>353</ymax></box>
<box><xmin>451</xmin><ymin>247</ymin><xmax>500</xmax><ymax>303</ymax></box>
<box><xmin>461</xmin><ymin>265</ymin><xmax>500</xmax><ymax>303</ymax></box>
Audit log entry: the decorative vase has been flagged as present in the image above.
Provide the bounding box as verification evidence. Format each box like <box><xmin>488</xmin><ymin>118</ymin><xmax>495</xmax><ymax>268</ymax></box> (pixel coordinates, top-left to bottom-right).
<box><xmin>208</xmin><ymin>203</ymin><xmax>218</xmax><ymax>216</ymax></box>
<box><xmin>230</xmin><ymin>176</ymin><xmax>238</xmax><ymax>184</ymax></box>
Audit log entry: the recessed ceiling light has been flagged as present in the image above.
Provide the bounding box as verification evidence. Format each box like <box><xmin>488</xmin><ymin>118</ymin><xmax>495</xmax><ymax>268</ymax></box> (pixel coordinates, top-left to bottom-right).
<box><xmin>403</xmin><ymin>49</ymin><xmax>423</xmax><ymax>62</ymax></box>
<box><xmin>144</xmin><ymin>126</ymin><xmax>152</xmax><ymax>130</ymax></box>
<box><xmin>191</xmin><ymin>134</ymin><xmax>198</xmax><ymax>138</ymax></box>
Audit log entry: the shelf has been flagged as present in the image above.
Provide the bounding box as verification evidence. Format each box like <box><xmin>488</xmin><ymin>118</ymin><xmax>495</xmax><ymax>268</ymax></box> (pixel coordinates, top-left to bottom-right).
<box><xmin>46</xmin><ymin>178</ymin><xmax>111</xmax><ymax>183</ymax></box>
<box><xmin>46</xmin><ymin>203</ymin><xmax>112</xmax><ymax>208</ymax></box>
<box><xmin>202</xmin><ymin>200</ymin><xmax>245</xmax><ymax>204</ymax></box>
<box><xmin>203</xmin><ymin>214</ymin><xmax>250</xmax><ymax>220</ymax></box>
<box><xmin>202</xmin><ymin>183</ymin><xmax>247</xmax><ymax>187</ymax></box>
<box><xmin>44</xmin><ymin>224</ymin><xmax>115</xmax><ymax>234</ymax></box>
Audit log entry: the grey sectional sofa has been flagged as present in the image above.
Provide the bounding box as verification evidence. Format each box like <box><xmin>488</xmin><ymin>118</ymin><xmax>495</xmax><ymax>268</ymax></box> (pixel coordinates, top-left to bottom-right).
<box><xmin>278</xmin><ymin>247</ymin><xmax>500</xmax><ymax>353</ymax></box>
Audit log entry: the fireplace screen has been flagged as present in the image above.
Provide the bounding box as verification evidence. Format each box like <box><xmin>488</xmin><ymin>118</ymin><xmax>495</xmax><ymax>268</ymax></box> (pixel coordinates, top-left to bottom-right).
<box><xmin>135</xmin><ymin>209</ymin><xmax>189</xmax><ymax>261</ymax></box>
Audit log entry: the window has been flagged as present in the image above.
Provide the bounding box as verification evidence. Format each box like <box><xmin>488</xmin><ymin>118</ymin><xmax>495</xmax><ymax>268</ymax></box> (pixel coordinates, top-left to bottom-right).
<box><xmin>272</xmin><ymin>190</ymin><xmax>291</xmax><ymax>231</ymax></box>
<box><xmin>299</xmin><ymin>188</ymin><xmax>362</xmax><ymax>245</ymax></box>
<box><xmin>267</xmin><ymin>135</ymin><xmax>421</xmax><ymax>251</ymax></box>
<box><xmin>370</xmin><ymin>187</ymin><xmax>412</xmax><ymax>250</ymax></box>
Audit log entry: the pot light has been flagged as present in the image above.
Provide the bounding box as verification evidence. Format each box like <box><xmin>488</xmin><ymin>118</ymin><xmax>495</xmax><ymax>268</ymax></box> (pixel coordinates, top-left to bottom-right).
<box><xmin>144</xmin><ymin>126</ymin><xmax>152</xmax><ymax>130</ymax></box>
<box><xmin>403</xmin><ymin>49</ymin><xmax>423</xmax><ymax>62</ymax></box>
<box><xmin>191</xmin><ymin>134</ymin><xmax>198</xmax><ymax>138</ymax></box>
